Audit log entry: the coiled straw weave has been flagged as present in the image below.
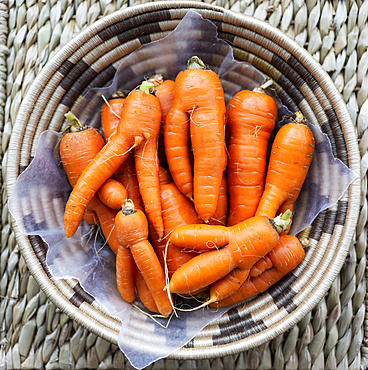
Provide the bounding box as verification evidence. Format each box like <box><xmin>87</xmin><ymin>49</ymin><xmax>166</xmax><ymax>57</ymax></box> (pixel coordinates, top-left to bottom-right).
<box><xmin>1</xmin><ymin>0</ymin><xmax>367</xmax><ymax>369</ymax></box>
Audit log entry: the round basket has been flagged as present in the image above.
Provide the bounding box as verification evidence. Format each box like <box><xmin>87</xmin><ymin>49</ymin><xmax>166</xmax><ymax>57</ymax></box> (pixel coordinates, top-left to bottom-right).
<box><xmin>7</xmin><ymin>1</ymin><xmax>360</xmax><ymax>360</ymax></box>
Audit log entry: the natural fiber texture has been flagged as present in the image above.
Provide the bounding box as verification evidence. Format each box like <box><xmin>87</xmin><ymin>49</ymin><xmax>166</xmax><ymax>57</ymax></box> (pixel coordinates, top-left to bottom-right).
<box><xmin>1</xmin><ymin>1</ymin><xmax>367</xmax><ymax>369</ymax></box>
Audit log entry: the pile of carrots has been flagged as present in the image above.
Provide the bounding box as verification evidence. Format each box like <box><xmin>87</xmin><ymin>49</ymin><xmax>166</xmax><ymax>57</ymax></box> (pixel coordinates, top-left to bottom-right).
<box><xmin>60</xmin><ymin>56</ymin><xmax>315</xmax><ymax>317</ymax></box>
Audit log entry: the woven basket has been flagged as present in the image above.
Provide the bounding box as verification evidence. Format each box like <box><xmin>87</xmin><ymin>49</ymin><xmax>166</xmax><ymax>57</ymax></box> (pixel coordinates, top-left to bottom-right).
<box><xmin>6</xmin><ymin>1</ymin><xmax>361</xmax><ymax>360</ymax></box>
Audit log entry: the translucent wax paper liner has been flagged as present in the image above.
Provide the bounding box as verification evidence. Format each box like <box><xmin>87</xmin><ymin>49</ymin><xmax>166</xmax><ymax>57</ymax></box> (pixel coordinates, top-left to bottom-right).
<box><xmin>8</xmin><ymin>11</ymin><xmax>357</xmax><ymax>370</ymax></box>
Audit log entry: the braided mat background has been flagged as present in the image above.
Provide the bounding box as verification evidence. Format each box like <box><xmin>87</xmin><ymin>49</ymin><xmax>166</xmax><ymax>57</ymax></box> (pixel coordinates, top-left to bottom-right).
<box><xmin>1</xmin><ymin>0</ymin><xmax>367</xmax><ymax>369</ymax></box>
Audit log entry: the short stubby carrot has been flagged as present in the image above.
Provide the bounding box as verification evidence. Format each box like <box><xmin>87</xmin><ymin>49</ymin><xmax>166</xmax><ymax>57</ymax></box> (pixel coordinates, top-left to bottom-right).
<box><xmin>164</xmin><ymin>56</ymin><xmax>227</xmax><ymax>221</ymax></box>
<box><xmin>63</xmin><ymin>81</ymin><xmax>163</xmax><ymax>239</ymax></box>
<box><xmin>98</xmin><ymin>178</ymin><xmax>128</xmax><ymax>209</ymax></box>
<box><xmin>60</xmin><ymin>112</ymin><xmax>105</xmax><ymax>188</ymax></box>
<box><xmin>168</xmin><ymin>212</ymin><xmax>291</xmax><ymax>296</ymax></box>
<box><xmin>210</xmin><ymin>235</ymin><xmax>305</xmax><ymax>307</ymax></box>
<box><xmin>101</xmin><ymin>94</ymin><xmax>125</xmax><ymax>141</ymax></box>
<box><xmin>226</xmin><ymin>89</ymin><xmax>277</xmax><ymax>226</ymax></box>
<box><xmin>255</xmin><ymin>112</ymin><xmax>315</xmax><ymax>221</ymax></box>
<box><xmin>115</xmin><ymin>199</ymin><xmax>172</xmax><ymax>317</ymax></box>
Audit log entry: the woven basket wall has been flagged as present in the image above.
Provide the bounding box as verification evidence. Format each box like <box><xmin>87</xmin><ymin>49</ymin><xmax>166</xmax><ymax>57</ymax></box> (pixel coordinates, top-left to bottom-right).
<box><xmin>2</xmin><ymin>0</ymin><xmax>364</xmax><ymax>368</ymax></box>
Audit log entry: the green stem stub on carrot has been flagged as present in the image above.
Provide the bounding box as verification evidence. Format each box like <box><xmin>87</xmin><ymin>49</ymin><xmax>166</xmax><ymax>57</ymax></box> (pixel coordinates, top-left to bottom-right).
<box><xmin>140</xmin><ymin>81</ymin><xmax>156</xmax><ymax>95</ymax></box>
<box><xmin>64</xmin><ymin>111</ymin><xmax>86</xmax><ymax>132</ymax></box>
<box><xmin>271</xmin><ymin>210</ymin><xmax>292</xmax><ymax>233</ymax></box>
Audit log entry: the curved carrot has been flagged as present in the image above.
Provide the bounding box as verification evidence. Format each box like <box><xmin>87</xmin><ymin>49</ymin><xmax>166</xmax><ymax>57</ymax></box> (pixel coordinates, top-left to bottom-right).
<box><xmin>210</xmin><ymin>235</ymin><xmax>305</xmax><ymax>307</ymax></box>
<box><xmin>115</xmin><ymin>154</ymin><xmax>143</xmax><ymax>212</ymax></box>
<box><xmin>164</xmin><ymin>56</ymin><xmax>227</xmax><ymax>221</ymax></box>
<box><xmin>255</xmin><ymin>112</ymin><xmax>315</xmax><ymax>221</ymax></box>
<box><xmin>115</xmin><ymin>200</ymin><xmax>172</xmax><ymax>317</ymax></box>
<box><xmin>226</xmin><ymin>88</ymin><xmax>277</xmax><ymax>226</ymax></box>
<box><xmin>64</xmin><ymin>81</ymin><xmax>163</xmax><ymax>238</ymax></box>
<box><xmin>135</xmin><ymin>270</ymin><xmax>159</xmax><ymax>313</ymax></box>
<box><xmin>98</xmin><ymin>178</ymin><xmax>128</xmax><ymax>209</ymax></box>
<box><xmin>168</xmin><ymin>212</ymin><xmax>291</xmax><ymax>295</ymax></box>
<box><xmin>101</xmin><ymin>94</ymin><xmax>125</xmax><ymax>141</ymax></box>
<box><xmin>208</xmin><ymin>174</ymin><xmax>228</xmax><ymax>226</ymax></box>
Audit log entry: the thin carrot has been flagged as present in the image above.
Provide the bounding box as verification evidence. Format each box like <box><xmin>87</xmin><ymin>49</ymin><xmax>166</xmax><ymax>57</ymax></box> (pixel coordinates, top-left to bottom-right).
<box><xmin>168</xmin><ymin>211</ymin><xmax>291</xmax><ymax>295</ymax></box>
<box><xmin>63</xmin><ymin>79</ymin><xmax>163</xmax><ymax>238</ymax></box>
<box><xmin>135</xmin><ymin>270</ymin><xmax>159</xmax><ymax>314</ymax></box>
<box><xmin>158</xmin><ymin>167</ymin><xmax>202</xmax><ymax>277</ymax></box>
<box><xmin>101</xmin><ymin>93</ymin><xmax>125</xmax><ymax>141</ymax></box>
<box><xmin>208</xmin><ymin>174</ymin><xmax>228</xmax><ymax>226</ymax></box>
<box><xmin>226</xmin><ymin>87</ymin><xmax>277</xmax><ymax>226</ymax></box>
<box><xmin>164</xmin><ymin>56</ymin><xmax>227</xmax><ymax>221</ymax></box>
<box><xmin>155</xmin><ymin>79</ymin><xmax>175</xmax><ymax>169</ymax></box>
<box><xmin>255</xmin><ymin>112</ymin><xmax>315</xmax><ymax>222</ymax></box>
<box><xmin>115</xmin><ymin>154</ymin><xmax>143</xmax><ymax>212</ymax></box>
<box><xmin>115</xmin><ymin>199</ymin><xmax>172</xmax><ymax>317</ymax></box>
<box><xmin>210</xmin><ymin>235</ymin><xmax>305</xmax><ymax>307</ymax></box>
<box><xmin>98</xmin><ymin>178</ymin><xmax>128</xmax><ymax>209</ymax></box>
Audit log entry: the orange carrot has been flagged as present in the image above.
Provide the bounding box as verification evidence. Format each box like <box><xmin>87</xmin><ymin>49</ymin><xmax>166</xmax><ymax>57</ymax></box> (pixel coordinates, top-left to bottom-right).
<box><xmin>83</xmin><ymin>209</ymin><xmax>98</xmax><ymax>225</ymax></box>
<box><xmin>115</xmin><ymin>154</ymin><xmax>143</xmax><ymax>212</ymax></box>
<box><xmin>98</xmin><ymin>178</ymin><xmax>128</xmax><ymax>209</ymax></box>
<box><xmin>101</xmin><ymin>94</ymin><xmax>125</xmax><ymax>141</ymax></box>
<box><xmin>208</xmin><ymin>174</ymin><xmax>228</xmax><ymax>226</ymax></box>
<box><xmin>158</xmin><ymin>167</ymin><xmax>202</xmax><ymax>277</ymax></box>
<box><xmin>210</xmin><ymin>235</ymin><xmax>305</xmax><ymax>307</ymax></box>
<box><xmin>64</xmin><ymin>80</ymin><xmax>163</xmax><ymax>239</ymax></box>
<box><xmin>255</xmin><ymin>112</ymin><xmax>315</xmax><ymax>221</ymax></box>
<box><xmin>115</xmin><ymin>199</ymin><xmax>172</xmax><ymax>317</ymax></box>
<box><xmin>155</xmin><ymin>79</ymin><xmax>175</xmax><ymax>169</ymax></box>
<box><xmin>60</xmin><ymin>113</ymin><xmax>105</xmax><ymax>188</ymax></box>
<box><xmin>168</xmin><ymin>211</ymin><xmax>291</xmax><ymax>295</ymax></box>
<box><xmin>164</xmin><ymin>56</ymin><xmax>227</xmax><ymax>221</ymax></box>
<box><xmin>135</xmin><ymin>270</ymin><xmax>159</xmax><ymax>313</ymax></box>
<box><xmin>226</xmin><ymin>88</ymin><xmax>277</xmax><ymax>226</ymax></box>
<box><xmin>59</xmin><ymin>114</ymin><xmax>136</xmax><ymax>301</ymax></box>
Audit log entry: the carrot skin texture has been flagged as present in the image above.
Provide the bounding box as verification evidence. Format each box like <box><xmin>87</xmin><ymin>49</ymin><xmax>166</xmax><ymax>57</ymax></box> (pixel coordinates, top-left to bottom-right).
<box><xmin>255</xmin><ymin>122</ymin><xmax>315</xmax><ymax>219</ymax></box>
<box><xmin>135</xmin><ymin>270</ymin><xmax>159</xmax><ymax>313</ymax></box>
<box><xmin>130</xmin><ymin>240</ymin><xmax>173</xmax><ymax>317</ymax></box>
<box><xmin>169</xmin><ymin>223</ymin><xmax>231</xmax><ymax>251</ymax></box>
<box><xmin>169</xmin><ymin>216</ymin><xmax>279</xmax><ymax>295</ymax></box>
<box><xmin>116</xmin><ymin>245</ymin><xmax>137</xmax><ymax>303</ymax></box>
<box><xmin>250</xmin><ymin>254</ymin><xmax>273</xmax><ymax>277</ymax></box>
<box><xmin>209</xmin><ymin>174</ymin><xmax>228</xmax><ymax>226</ymax></box>
<box><xmin>98</xmin><ymin>178</ymin><xmax>128</xmax><ymax>209</ymax></box>
<box><xmin>155</xmin><ymin>80</ymin><xmax>175</xmax><ymax>169</ymax></box>
<box><xmin>64</xmin><ymin>89</ymin><xmax>163</xmax><ymax>238</ymax></box>
<box><xmin>211</xmin><ymin>235</ymin><xmax>305</xmax><ymax>307</ymax></box>
<box><xmin>158</xmin><ymin>167</ymin><xmax>202</xmax><ymax>276</ymax></box>
<box><xmin>134</xmin><ymin>136</ymin><xmax>164</xmax><ymax>238</ymax></box>
<box><xmin>115</xmin><ymin>155</ymin><xmax>143</xmax><ymax>212</ymax></box>
<box><xmin>101</xmin><ymin>97</ymin><xmax>125</xmax><ymax>141</ymax></box>
<box><xmin>226</xmin><ymin>90</ymin><xmax>277</xmax><ymax>226</ymax></box>
<box><xmin>165</xmin><ymin>67</ymin><xmax>227</xmax><ymax>221</ymax></box>
<box><xmin>60</xmin><ymin>127</ymin><xmax>105</xmax><ymax>188</ymax></box>
<box><xmin>83</xmin><ymin>209</ymin><xmax>98</xmax><ymax>225</ymax></box>
<box><xmin>209</xmin><ymin>268</ymin><xmax>250</xmax><ymax>302</ymax></box>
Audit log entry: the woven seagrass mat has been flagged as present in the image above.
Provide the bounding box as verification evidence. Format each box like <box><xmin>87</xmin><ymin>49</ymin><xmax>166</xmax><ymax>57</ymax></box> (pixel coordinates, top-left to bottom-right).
<box><xmin>1</xmin><ymin>0</ymin><xmax>367</xmax><ymax>369</ymax></box>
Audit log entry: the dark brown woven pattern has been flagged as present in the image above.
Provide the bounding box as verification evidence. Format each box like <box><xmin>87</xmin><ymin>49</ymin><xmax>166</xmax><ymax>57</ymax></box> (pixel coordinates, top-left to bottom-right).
<box><xmin>5</xmin><ymin>0</ymin><xmax>361</xmax><ymax>366</ymax></box>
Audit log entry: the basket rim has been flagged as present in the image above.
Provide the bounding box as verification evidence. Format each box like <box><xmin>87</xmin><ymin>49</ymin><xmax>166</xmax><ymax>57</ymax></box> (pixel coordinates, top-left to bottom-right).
<box><xmin>6</xmin><ymin>0</ymin><xmax>361</xmax><ymax>360</ymax></box>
